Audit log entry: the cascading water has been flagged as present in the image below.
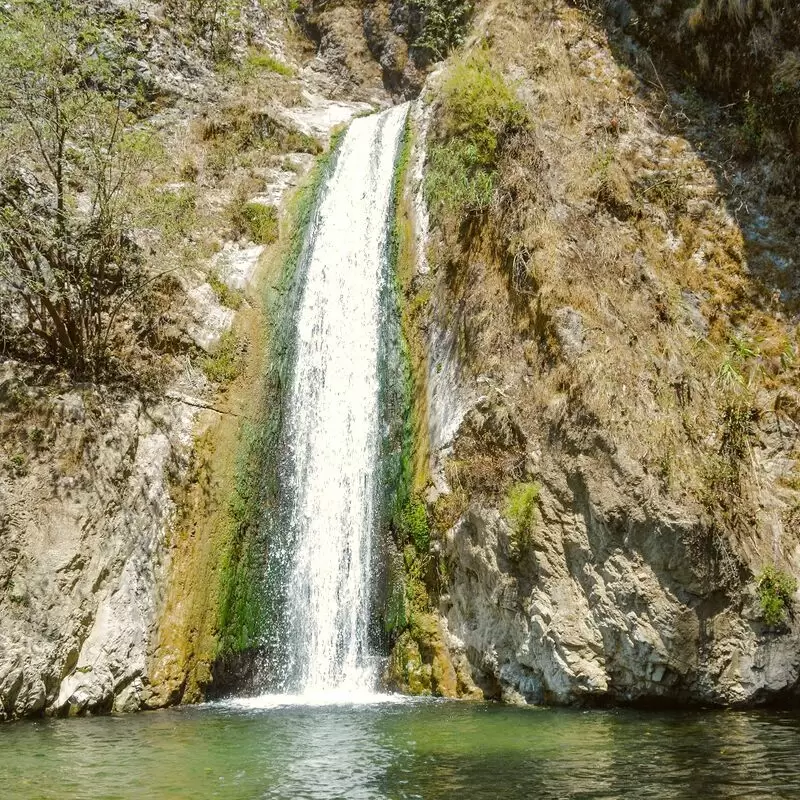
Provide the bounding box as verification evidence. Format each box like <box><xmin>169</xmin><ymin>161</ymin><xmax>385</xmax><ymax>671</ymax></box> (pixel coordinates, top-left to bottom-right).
<box><xmin>271</xmin><ymin>103</ymin><xmax>409</xmax><ymax>699</ymax></box>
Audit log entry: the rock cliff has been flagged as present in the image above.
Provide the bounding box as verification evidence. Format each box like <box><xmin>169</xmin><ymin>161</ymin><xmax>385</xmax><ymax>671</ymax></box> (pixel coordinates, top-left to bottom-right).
<box><xmin>2</xmin><ymin>0</ymin><xmax>799</xmax><ymax>719</ymax></box>
<box><xmin>390</xmin><ymin>0</ymin><xmax>800</xmax><ymax>706</ymax></box>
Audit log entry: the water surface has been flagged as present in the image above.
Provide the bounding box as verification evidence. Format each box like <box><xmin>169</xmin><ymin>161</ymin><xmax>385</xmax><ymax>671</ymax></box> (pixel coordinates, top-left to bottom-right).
<box><xmin>2</xmin><ymin>699</ymin><xmax>799</xmax><ymax>798</ymax></box>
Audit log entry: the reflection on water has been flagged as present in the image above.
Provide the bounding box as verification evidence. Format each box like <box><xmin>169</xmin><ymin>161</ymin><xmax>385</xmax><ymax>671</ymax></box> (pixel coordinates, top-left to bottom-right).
<box><xmin>1</xmin><ymin>701</ymin><xmax>799</xmax><ymax>799</ymax></box>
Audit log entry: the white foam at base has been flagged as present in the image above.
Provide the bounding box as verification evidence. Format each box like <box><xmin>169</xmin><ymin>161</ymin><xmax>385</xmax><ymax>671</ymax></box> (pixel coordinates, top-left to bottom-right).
<box><xmin>224</xmin><ymin>690</ymin><xmax>415</xmax><ymax>710</ymax></box>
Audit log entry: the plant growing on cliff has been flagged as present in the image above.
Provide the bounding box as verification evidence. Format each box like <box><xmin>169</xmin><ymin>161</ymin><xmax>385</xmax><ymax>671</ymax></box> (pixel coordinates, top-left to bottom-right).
<box><xmin>202</xmin><ymin>329</ymin><xmax>246</xmax><ymax>385</ymax></box>
<box><xmin>244</xmin><ymin>47</ymin><xmax>294</xmax><ymax>77</ymax></box>
<box><xmin>424</xmin><ymin>55</ymin><xmax>529</xmax><ymax>225</ymax></box>
<box><xmin>216</xmin><ymin>136</ymin><xmax>343</xmax><ymax>658</ymax></box>
<box><xmin>757</xmin><ymin>566</ymin><xmax>797</xmax><ymax>628</ymax></box>
<box><xmin>162</xmin><ymin>0</ymin><xmax>244</xmax><ymax>61</ymax></box>
<box><xmin>504</xmin><ymin>481</ymin><xmax>540</xmax><ymax>561</ymax></box>
<box><xmin>398</xmin><ymin>495</ymin><xmax>431</xmax><ymax>553</ymax></box>
<box><xmin>242</xmin><ymin>203</ymin><xmax>279</xmax><ymax>245</ymax></box>
<box><xmin>0</xmin><ymin>0</ymin><xmax>180</xmax><ymax>382</ymax></box>
<box><xmin>413</xmin><ymin>0</ymin><xmax>474</xmax><ymax>62</ymax></box>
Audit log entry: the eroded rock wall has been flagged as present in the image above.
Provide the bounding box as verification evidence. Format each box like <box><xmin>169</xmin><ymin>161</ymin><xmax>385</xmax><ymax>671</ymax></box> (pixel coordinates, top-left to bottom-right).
<box><xmin>395</xmin><ymin>0</ymin><xmax>800</xmax><ymax>707</ymax></box>
<box><xmin>0</xmin><ymin>379</ymin><xmax>195</xmax><ymax>718</ymax></box>
<box><xmin>0</xmin><ymin>0</ymin><xmax>390</xmax><ymax>721</ymax></box>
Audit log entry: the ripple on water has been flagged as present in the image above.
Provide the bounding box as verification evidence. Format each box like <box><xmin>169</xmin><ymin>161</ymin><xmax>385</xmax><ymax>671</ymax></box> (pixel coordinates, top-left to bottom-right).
<box><xmin>1</xmin><ymin>705</ymin><xmax>799</xmax><ymax>799</ymax></box>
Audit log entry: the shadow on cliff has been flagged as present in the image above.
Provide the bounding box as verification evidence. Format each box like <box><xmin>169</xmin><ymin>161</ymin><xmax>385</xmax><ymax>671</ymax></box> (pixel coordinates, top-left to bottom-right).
<box><xmin>580</xmin><ymin>2</ymin><xmax>800</xmax><ymax>318</ymax></box>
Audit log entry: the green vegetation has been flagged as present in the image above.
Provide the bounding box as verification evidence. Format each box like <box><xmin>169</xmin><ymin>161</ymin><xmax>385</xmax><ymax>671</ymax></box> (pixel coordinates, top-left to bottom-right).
<box><xmin>398</xmin><ymin>496</ymin><xmax>431</xmax><ymax>553</ymax></box>
<box><xmin>424</xmin><ymin>55</ymin><xmax>528</xmax><ymax>223</ymax></box>
<box><xmin>216</xmin><ymin>135</ymin><xmax>343</xmax><ymax>657</ymax></box>
<box><xmin>137</xmin><ymin>185</ymin><xmax>198</xmax><ymax>244</ymax></box>
<box><xmin>227</xmin><ymin>181</ymin><xmax>279</xmax><ymax>244</ymax></box>
<box><xmin>384</xmin><ymin>552</ymin><xmax>410</xmax><ymax>634</ymax></box>
<box><xmin>8</xmin><ymin>452</ymin><xmax>28</xmax><ymax>477</ymax></box>
<box><xmin>504</xmin><ymin>481</ymin><xmax>540</xmax><ymax>560</ymax></box>
<box><xmin>718</xmin><ymin>336</ymin><xmax>760</xmax><ymax>388</ymax></box>
<box><xmin>381</xmin><ymin>113</ymin><xmax>438</xmax><ymax>642</ymax></box>
<box><xmin>0</xmin><ymin>0</ymin><xmax>181</xmax><ymax>382</ymax></box>
<box><xmin>242</xmin><ymin>203</ymin><xmax>279</xmax><ymax>245</ymax></box>
<box><xmin>209</xmin><ymin>273</ymin><xmax>244</xmax><ymax>310</ymax></box>
<box><xmin>413</xmin><ymin>0</ymin><xmax>474</xmax><ymax>62</ymax></box>
<box><xmin>757</xmin><ymin>566</ymin><xmax>797</xmax><ymax>628</ymax></box>
<box><xmin>244</xmin><ymin>47</ymin><xmax>294</xmax><ymax>76</ymax></box>
<box><xmin>202</xmin><ymin>330</ymin><xmax>246</xmax><ymax>385</ymax></box>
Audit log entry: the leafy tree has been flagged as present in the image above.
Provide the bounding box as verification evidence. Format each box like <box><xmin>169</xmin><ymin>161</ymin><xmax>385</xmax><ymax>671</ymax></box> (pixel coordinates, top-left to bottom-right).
<box><xmin>0</xmin><ymin>0</ymin><xmax>172</xmax><ymax>381</ymax></box>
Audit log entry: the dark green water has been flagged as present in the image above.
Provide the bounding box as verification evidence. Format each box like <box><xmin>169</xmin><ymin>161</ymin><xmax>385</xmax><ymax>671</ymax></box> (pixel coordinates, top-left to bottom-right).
<box><xmin>2</xmin><ymin>699</ymin><xmax>799</xmax><ymax>799</ymax></box>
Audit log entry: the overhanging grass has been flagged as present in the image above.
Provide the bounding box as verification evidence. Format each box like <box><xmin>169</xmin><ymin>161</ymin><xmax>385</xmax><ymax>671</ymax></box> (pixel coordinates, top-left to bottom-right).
<box><xmin>424</xmin><ymin>54</ymin><xmax>528</xmax><ymax>223</ymax></box>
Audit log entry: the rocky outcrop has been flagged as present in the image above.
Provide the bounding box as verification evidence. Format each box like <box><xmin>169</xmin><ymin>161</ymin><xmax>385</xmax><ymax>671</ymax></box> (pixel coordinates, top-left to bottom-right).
<box><xmin>442</xmin><ymin>492</ymin><xmax>800</xmax><ymax>706</ymax></box>
<box><xmin>0</xmin><ymin>0</ymin><xmax>390</xmax><ymax>721</ymax></box>
<box><xmin>0</xmin><ymin>373</ymin><xmax>197</xmax><ymax>719</ymax></box>
<box><xmin>292</xmin><ymin>0</ymin><xmax>465</xmax><ymax>98</ymax></box>
<box><xmin>395</xmin><ymin>0</ymin><xmax>800</xmax><ymax>707</ymax></box>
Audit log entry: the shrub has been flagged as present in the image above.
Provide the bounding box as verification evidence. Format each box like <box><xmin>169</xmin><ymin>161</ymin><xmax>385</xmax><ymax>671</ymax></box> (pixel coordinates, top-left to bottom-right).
<box><xmin>504</xmin><ymin>481</ymin><xmax>540</xmax><ymax>560</ymax></box>
<box><xmin>244</xmin><ymin>48</ymin><xmax>294</xmax><ymax>76</ymax></box>
<box><xmin>424</xmin><ymin>55</ymin><xmax>529</xmax><ymax>223</ymax></box>
<box><xmin>757</xmin><ymin>566</ymin><xmax>797</xmax><ymax>628</ymax></box>
<box><xmin>242</xmin><ymin>203</ymin><xmax>279</xmax><ymax>244</ymax></box>
<box><xmin>399</xmin><ymin>495</ymin><xmax>431</xmax><ymax>553</ymax></box>
<box><xmin>138</xmin><ymin>185</ymin><xmax>198</xmax><ymax>244</ymax></box>
<box><xmin>413</xmin><ymin>0</ymin><xmax>474</xmax><ymax>62</ymax></box>
<box><xmin>0</xmin><ymin>0</ymin><xmax>182</xmax><ymax>382</ymax></box>
<box><xmin>202</xmin><ymin>330</ymin><xmax>246</xmax><ymax>384</ymax></box>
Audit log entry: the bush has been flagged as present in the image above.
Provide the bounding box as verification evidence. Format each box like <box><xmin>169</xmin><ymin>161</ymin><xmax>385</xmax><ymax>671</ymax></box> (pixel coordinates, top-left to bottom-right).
<box><xmin>242</xmin><ymin>203</ymin><xmax>279</xmax><ymax>244</ymax></box>
<box><xmin>399</xmin><ymin>496</ymin><xmax>431</xmax><ymax>553</ymax></box>
<box><xmin>504</xmin><ymin>481</ymin><xmax>540</xmax><ymax>560</ymax></box>
<box><xmin>757</xmin><ymin>566</ymin><xmax>797</xmax><ymax>628</ymax></box>
<box><xmin>413</xmin><ymin>0</ymin><xmax>474</xmax><ymax>62</ymax></box>
<box><xmin>0</xmin><ymin>0</ymin><xmax>181</xmax><ymax>382</ymax></box>
<box><xmin>202</xmin><ymin>330</ymin><xmax>246</xmax><ymax>384</ymax></box>
<box><xmin>138</xmin><ymin>185</ymin><xmax>198</xmax><ymax>244</ymax></box>
<box><xmin>424</xmin><ymin>55</ymin><xmax>529</xmax><ymax>223</ymax></box>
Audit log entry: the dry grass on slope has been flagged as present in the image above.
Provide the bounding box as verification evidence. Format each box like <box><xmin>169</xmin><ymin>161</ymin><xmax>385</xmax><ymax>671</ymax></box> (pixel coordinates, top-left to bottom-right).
<box><xmin>422</xmin><ymin>0</ymin><xmax>800</xmax><ymax>576</ymax></box>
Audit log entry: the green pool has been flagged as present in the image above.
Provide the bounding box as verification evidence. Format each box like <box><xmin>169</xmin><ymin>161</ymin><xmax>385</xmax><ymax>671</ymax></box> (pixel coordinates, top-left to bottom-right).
<box><xmin>1</xmin><ymin>697</ymin><xmax>798</xmax><ymax>798</ymax></box>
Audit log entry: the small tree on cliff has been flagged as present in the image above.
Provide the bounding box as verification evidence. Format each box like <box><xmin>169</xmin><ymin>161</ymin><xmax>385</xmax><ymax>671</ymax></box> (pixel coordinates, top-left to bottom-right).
<box><xmin>0</xmin><ymin>0</ymin><xmax>173</xmax><ymax>382</ymax></box>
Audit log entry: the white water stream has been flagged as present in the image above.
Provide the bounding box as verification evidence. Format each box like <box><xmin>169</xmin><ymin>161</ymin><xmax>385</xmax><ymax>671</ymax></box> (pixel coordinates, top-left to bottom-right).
<box><xmin>278</xmin><ymin>103</ymin><xmax>409</xmax><ymax>697</ymax></box>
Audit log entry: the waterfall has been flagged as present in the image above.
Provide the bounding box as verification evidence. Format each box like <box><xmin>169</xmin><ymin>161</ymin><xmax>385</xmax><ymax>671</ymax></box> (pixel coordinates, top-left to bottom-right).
<box><xmin>275</xmin><ymin>103</ymin><xmax>409</xmax><ymax>697</ymax></box>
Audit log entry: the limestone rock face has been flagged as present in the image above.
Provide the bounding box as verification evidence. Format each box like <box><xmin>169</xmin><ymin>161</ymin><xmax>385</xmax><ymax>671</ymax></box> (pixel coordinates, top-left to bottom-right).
<box><xmin>293</xmin><ymin>0</ymin><xmax>434</xmax><ymax>99</ymax></box>
<box><xmin>440</xmin><ymin>497</ymin><xmax>800</xmax><ymax>707</ymax></box>
<box><xmin>0</xmin><ymin>385</ymin><xmax>196</xmax><ymax>720</ymax></box>
<box><xmin>397</xmin><ymin>0</ymin><xmax>800</xmax><ymax>708</ymax></box>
